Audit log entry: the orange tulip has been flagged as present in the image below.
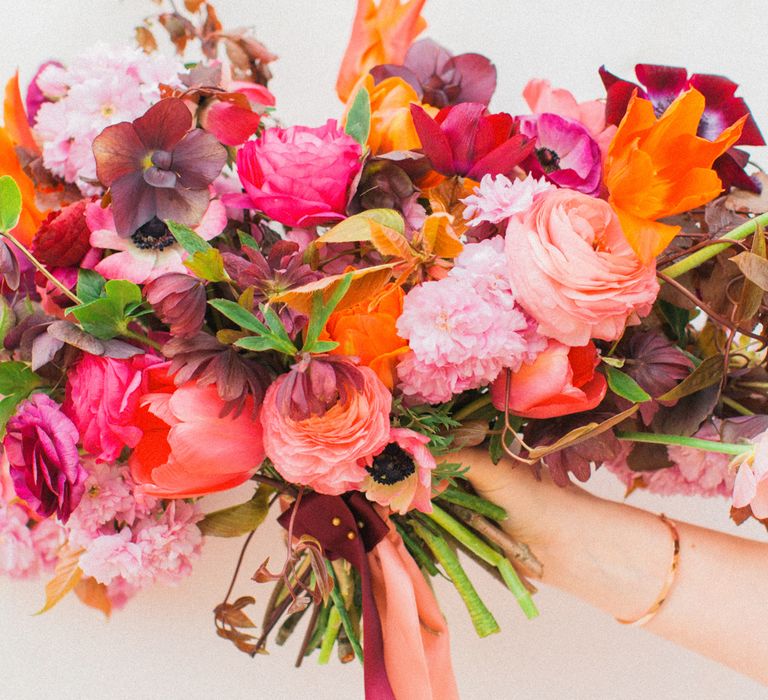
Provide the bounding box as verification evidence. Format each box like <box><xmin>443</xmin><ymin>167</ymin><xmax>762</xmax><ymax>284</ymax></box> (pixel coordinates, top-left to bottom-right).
<box><xmin>1</xmin><ymin>74</ymin><xmax>45</xmax><ymax>245</ymax></box>
<box><xmin>323</xmin><ymin>284</ymin><xmax>409</xmax><ymax>389</ymax></box>
<box><xmin>605</xmin><ymin>88</ymin><xmax>745</xmax><ymax>264</ymax></box>
<box><xmin>336</xmin><ymin>0</ymin><xmax>427</xmax><ymax>102</ymax></box>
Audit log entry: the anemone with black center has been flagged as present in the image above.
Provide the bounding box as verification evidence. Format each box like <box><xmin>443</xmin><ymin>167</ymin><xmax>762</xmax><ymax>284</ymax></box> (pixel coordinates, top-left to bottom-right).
<box><xmin>367</xmin><ymin>443</ymin><xmax>416</xmax><ymax>485</ymax></box>
<box><xmin>536</xmin><ymin>147</ymin><xmax>561</xmax><ymax>173</ymax></box>
<box><xmin>131</xmin><ymin>217</ymin><xmax>177</xmax><ymax>250</ymax></box>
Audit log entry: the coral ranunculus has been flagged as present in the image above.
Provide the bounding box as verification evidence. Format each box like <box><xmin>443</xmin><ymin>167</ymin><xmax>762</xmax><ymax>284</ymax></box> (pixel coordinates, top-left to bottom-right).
<box><xmin>505</xmin><ymin>188</ymin><xmax>659</xmax><ymax>347</ymax></box>
<box><xmin>129</xmin><ymin>365</ymin><xmax>265</xmax><ymax>499</ymax></box>
<box><xmin>605</xmin><ymin>88</ymin><xmax>745</xmax><ymax>264</ymax></box>
<box><xmin>323</xmin><ymin>285</ymin><xmax>409</xmax><ymax>389</ymax></box>
<box><xmin>336</xmin><ymin>0</ymin><xmax>427</xmax><ymax>102</ymax></box>
<box><xmin>261</xmin><ymin>357</ymin><xmax>392</xmax><ymax>495</ymax></box>
<box><xmin>491</xmin><ymin>340</ymin><xmax>607</xmax><ymax>419</ymax></box>
<box><xmin>230</xmin><ymin>120</ymin><xmax>363</xmax><ymax>228</ymax></box>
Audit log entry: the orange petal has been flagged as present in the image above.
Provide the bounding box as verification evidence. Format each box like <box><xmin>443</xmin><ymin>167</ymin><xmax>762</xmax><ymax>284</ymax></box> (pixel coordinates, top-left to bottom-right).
<box><xmin>4</xmin><ymin>73</ymin><xmax>39</xmax><ymax>155</ymax></box>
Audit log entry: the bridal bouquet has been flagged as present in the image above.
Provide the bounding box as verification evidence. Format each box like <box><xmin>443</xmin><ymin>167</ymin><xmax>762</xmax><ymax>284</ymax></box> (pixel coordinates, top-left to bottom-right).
<box><xmin>1</xmin><ymin>0</ymin><xmax>767</xmax><ymax>697</ymax></box>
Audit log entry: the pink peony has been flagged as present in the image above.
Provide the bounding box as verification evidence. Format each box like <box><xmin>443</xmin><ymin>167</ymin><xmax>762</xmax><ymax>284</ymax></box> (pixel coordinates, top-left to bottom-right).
<box><xmin>361</xmin><ymin>428</ymin><xmax>436</xmax><ymax>514</ymax></box>
<box><xmin>732</xmin><ymin>430</ymin><xmax>768</xmax><ymax>518</ymax></box>
<box><xmin>4</xmin><ymin>394</ymin><xmax>86</xmax><ymax>523</ymax></box>
<box><xmin>397</xmin><ymin>237</ymin><xmax>545</xmax><ymax>404</ymax></box>
<box><xmin>261</xmin><ymin>357</ymin><xmax>392</xmax><ymax>494</ymax></box>
<box><xmin>87</xmin><ymin>197</ymin><xmax>227</xmax><ymax>284</ymax></box>
<box><xmin>0</xmin><ymin>502</ymin><xmax>63</xmax><ymax>579</ymax></box>
<box><xmin>229</xmin><ymin>120</ymin><xmax>363</xmax><ymax>227</ymax></box>
<box><xmin>505</xmin><ymin>188</ymin><xmax>659</xmax><ymax>347</ymax></box>
<box><xmin>462</xmin><ymin>174</ymin><xmax>553</xmax><ymax>226</ymax></box>
<box><xmin>63</xmin><ymin>353</ymin><xmax>161</xmax><ymax>463</ymax></box>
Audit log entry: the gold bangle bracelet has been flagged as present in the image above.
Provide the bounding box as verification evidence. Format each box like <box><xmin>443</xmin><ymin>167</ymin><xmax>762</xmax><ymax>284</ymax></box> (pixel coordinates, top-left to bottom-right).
<box><xmin>616</xmin><ymin>513</ymin><xmax>681</xmax><ymax>627</ymax></box>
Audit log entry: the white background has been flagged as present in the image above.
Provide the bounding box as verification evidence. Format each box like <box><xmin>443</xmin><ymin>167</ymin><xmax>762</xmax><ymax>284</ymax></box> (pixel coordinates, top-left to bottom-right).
<box><xmin>1</xmin><ymin>1</ymin><xmax>767</xmax><ymax>698</ymax></box>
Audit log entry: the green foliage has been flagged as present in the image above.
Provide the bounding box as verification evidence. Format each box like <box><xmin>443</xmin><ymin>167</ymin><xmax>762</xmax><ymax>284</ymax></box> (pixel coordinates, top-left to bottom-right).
<box><xmin>166</xmin><ymin>220</ymin><xmax>211</xmax><ymax>254</ymax></box>
<box><xmin>68</xmin><ymin>279</ymin><xmax>143</xmax><ymax>340</ymax></box>
<box><xmin>199</xmin><ymin>484</ymin><xmax>273</xmax><ymax>537</ymax></box>
<box><xmin>658</xmin><ymin>300</ymin><xmax>690</xmax><ymax>346</ymax></box>
<box><xmin>0</xmin><ymin>362</ymin><xmax>43</xmax><ymax>434</ymax></box>
<box><xmin>0</xmin><ymin>175</ymin><xmax>22</xmax><ymax>233</ymax></box>
<box><xmin>393</xmin><ymin>398</ymin><xmax>460</xmax><ymax>454</ymax></box>
<box><xmin>184</xmin><ymin>248</ymin><xmax>229</xmax><ymax>282</ymax></box>
<box><xmin>76</xmin><ymin>269</ymin><xmax>106</xmax><ymax>304</ymax></box>
<box><xmin>209</xmin><ymin>298</ymin><xmax>298</xmax><ymax>355</ymax></box>
<box><xmin>605</xmin><ymin>366</ymin><xmax>651</xmax><ymax>403</ymax></box>
<box><xmin>344</xmin><ymin>87</ymin><xmax>371</xmax><ymax>147</ymax></box>
<box><xmin>301</xmin><ymin>272</ymin><xmax>352</xmax><ymax>353</ymax></box>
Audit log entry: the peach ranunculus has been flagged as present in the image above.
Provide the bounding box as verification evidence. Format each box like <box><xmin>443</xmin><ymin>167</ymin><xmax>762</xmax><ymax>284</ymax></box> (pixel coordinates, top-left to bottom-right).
<box><xmin>605</xmin><ymin>88</ymin><xmax>745</xmax><ymax>264</ymax></box>
<box><xmin>345</xmin><ymin>74</ymin><xmax>436</xmax><ymax>154</ymax></box>
<box><xmin>129</xmin><ymin>365</ymin><xmax>265</xmax><ymax>499</ymax></box>
<box><xmin>505</xmin><ymin>188</ymin><xmax>658</xmax><ymax>347</ymax></box>
<box><xmin>336</xmin><ymin>0</ymin><xmax>427</xmax><ymax>102</ymax></box>
<box><xmin>261</xmin><ymin>357</ymin><xmax>392</xmax><ymax>495</ymax></box>
<box><xmin>323</xmin><ymin>285</ymin><xmax>409</xmax><ymax>390</ymax></box>
<box><xmin>523</xmin><ymin>78</ymin><xmax>616</xmax><ymax>158</ymax></box>
<box><xmin>491</xmin><ymin>340</ymin><xmax>607</xmax><ymax>419</ymax></box>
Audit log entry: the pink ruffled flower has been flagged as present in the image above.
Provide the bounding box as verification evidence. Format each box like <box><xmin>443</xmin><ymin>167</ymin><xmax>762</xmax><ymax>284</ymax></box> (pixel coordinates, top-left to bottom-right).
<box><xmin>229</xmin><ymin>120</ymin><xmax>363</xmax><ymax>227</ymax></box>
<box><xmin>261</xmin><ymin>357</ymin><xmax>392</xmax><ymax>494</ymax></box>
<box><xmin>0</xmin><ymin>503</ymin><xmax>63</xmax><ymax>579</ymax></box>
<box><xmin>732</xmin><ymin>430</ymin><xmax>768</xmax><ymax>518</ymax></box>
<box><xmin>87</xmin><ymin>197</ymin><xmax>226</xmax><ymax>284</ymax></box>
<box><xmin>361</xmin><ymin>428</ymin><xmax>435</xmax><ymax>514</ymax></box>
<box><xmin>505</xmin><ymin>188</ymin><xmax>659</xmax><ymax>347</ymax></box>
<box><xmin>78</xmin><ymin>528</ymin><xmax>144</xmax><ymax>585</ymax></box>
<box><xmin>63</xmin><ymin>353</ymin><xmax>161</xmax><ymax>463</ymax></box>
<box><xmin>462</xmin><ymin>174</ymin><xmax>553</xmax><ymax>226</ymax></box>
<box><xmin>397</xmin><ymin>237</ymin><xmax>545</xmax><ymax>404</ymax></box>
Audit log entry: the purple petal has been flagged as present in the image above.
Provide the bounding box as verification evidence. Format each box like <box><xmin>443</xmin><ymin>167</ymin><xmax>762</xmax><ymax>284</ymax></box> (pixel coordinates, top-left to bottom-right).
<box><xmin>172</xmin><ymin>129</ymin><xmax>228</xmax><ymax>188</ymax></box>
<box><xmin>92</xmin><ymin>122</ymin><xmax>145</xmax><ymax>187</ymax></box>
<box><xmin>143</xmin><ymin>166</ymin><xmax>178</xmax><ymax>189</ymax></box>
<box><xmin>404</xmin><ymin>38</ymin><xmax>453</xmax><ymax>83</ymax></box>
<box><xmin>635</xmin><ymin>64</ymin><xmax>688</xmax><ymax>114</ymax></box>
<box><xmin>133</xmin><ymin>98</ymin><xmax>192</xmax><ymax>150</ymax></box>
<box><xmin>370</xmin><ymin>64</ymin><xmax>423</xmax><ymax>98</ymax></box>
<box><xmin>449</xmin><ymin>53</ymin><xmax>497</xmax><ymax>106</ymax></box>
<box><xmin>110</xmin><ymin>173</ymin><xmax>158</xmax><ymax>236</ymax></box>
<box><xmin>155</xmin><ymin>187</ymin><xmax>211</xmax><ymax>227</ymax></box>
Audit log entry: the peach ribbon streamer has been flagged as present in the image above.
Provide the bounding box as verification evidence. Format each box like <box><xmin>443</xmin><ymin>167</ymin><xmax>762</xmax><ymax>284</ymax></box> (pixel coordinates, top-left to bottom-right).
<box><xmin>368</xmin><ymin>523</ymin><xmax>459</xmax><ymax>700</ymax></box>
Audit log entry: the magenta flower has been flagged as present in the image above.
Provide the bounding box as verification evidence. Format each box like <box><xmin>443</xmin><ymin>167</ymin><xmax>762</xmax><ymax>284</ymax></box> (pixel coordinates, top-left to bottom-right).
<box><xmin>227</xmin><ymin>120</ymin><xmax>363</xmax><ymax>228</ymax></box>
<box><xmin>410</xmin><ymin>102</ymin><xmax>533</xmax><ymax>179</ymax></box>
<box><xmin>371</xmin><ymin>38</ymin><xmax>497</xmax><ymax>108</ymax></box>
<box><xmin>3</xmin><ymin>394</ymin><xmax>86</xmax><ymax>523</ymax></box>
<box><xmin>599</xmin><ymin>64</ymin><xmax>765</xmax><ymax>192</ymax></box>
<box><xmin>518</xmin><ymin>113</ymin><xmax>602</xmax><ymax>196</ymax></box>
<box><xmin>92</xmin><ymin>97</ymin><xmax>228</xmax><ymax>236</ymax></box>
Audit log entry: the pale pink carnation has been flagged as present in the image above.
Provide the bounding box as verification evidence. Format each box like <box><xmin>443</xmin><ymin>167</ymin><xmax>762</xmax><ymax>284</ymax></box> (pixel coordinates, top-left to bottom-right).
<box><xmin>0</xmin><ymin>504</ymin><xmax>63</xmax><ymax>579</ymax></box>
<box><xmin>604</xmin><ymin>424</ymin><xmax>734</xmax><ymax>497</ymax></box>
<box><xmin>34</xmin><ymin>44</ymin><xmax>181</xmax><ymax>195</ymax></box>
<box><xmin>78</xmin><ymin>528</ymin><xmax>144</xmax><ymax>585</ymax></box>
<box><xmin>397</xmin><ymin>238</ymin><xmax>545</xmax><ymax>404</ymax></box>
<box><xmin>462</xmin><ymin>174</ymin><xmax>553</xmax><ymax>225</ymax></box>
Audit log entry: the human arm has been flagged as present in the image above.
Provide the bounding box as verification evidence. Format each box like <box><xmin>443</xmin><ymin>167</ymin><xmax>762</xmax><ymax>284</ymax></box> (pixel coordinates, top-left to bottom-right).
<box><xmin>458</xmin><ymin>446</ymin><xmax>768</xmax><ymax>685</ymax></box>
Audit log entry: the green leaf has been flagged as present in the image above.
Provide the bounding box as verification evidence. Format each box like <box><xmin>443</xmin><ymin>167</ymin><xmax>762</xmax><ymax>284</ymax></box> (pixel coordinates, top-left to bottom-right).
<box><xmin>302</xmin><ymin>272</ymin><xmax>352</xmax><ymax>353</ymax></box>
<box><xmin>233</xmin><ymin>335</ymin><xmax>280</xmax><ymax>352</ymax></box>
<box><xmin>237</xmin><ymin>229</ymin><xmax>260</xmax><ymax>250</ymax></box>
<box><xmin>199</xmin><ymin>485</ymin><xmax>273</xmax><ymax>537</ymax></box>
<box><xmin>315</xmin><ymin>209</ymin><xmax>405</xmax><ymax>245</ymax></box>
<box><xmin>0</xmin><ymin>362</ymin><xmax>44</xmax><ymax>435</ymax></box>
<box><xmin>306</xmin><ymin>340</ymin><xmax>338</xmax><ymax>353</ymax></box>
<box><xmin>605</xmin><ymin>366</ymin><xmax>651</xmax><ymax>403</ymax></box>
<box><xmin>184</xmin><ymin>248</ymin><xmax>229</xmax><ymax>282</ymax></box>
<box><xmin>344</xmin><ymin>87</ymin><xmax>371</xmax><ymax>147</ymax></box>
<box><xmin>69</xmin><ymin>280</ymin><xmax>142</xmax><ymax>339</ymax></box>
<box><xmin>166</xmin><ymin>220</ymin><xmax>211</xmax><ymax>254</ymax></box>
<box><xmin>261</xmin><ymin>304</ymin><xmax>298</xmax><ymax>353</ymax></box>
<box><xmin>657</xmin><ymin>354</ymin><xmax>724</xmax><ymax>402</ymax></box>
<box><xmin>211</xmin><ymin>299</ymin><xmax>298</xmax><ymax>355</ymax></box>
<box><xmin>76</xmin><ymin>269</ymin><xmax>106</xmax><ymax>304</ymax></box>
<box><xmin>658</xmin><ymin>300</ymin><xmax>690</xmax><ymax>347</ymax></box>
<box><xmin>0</xmin><ymin>175</ymin><xmax>22</xmax><ymax>233</ymax></box>
<box><xmin>601</xmin><ymin>356</ymin><xmax>626</xmax><ymax>369</ymax></box>
<box><xmin>209</xmin><ymin>299</ymin><xmax>269</xmax><ymax>335</ymax></box>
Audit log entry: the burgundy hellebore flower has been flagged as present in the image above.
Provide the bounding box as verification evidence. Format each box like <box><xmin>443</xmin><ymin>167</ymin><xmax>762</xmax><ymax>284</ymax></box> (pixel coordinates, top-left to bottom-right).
<box><xmin>92</xmin><ymin>97</ymin><xmax>228</xmax><ymax>237</ymax></box>
<box><xmin>3</xmin><ymin>393</ymin><xmax>86</xmax><ymax>522</ymax></box>
<box><xmin>410</xmin><ymin>102</ymin><xmax>533</xmax><ymax>179</ymax></box>
<box><xmin>518</xmin><ymin>113</ymin><xmax>602</xmax><ymax>196</ymax></box>
<box><xmin>144</xmin><ymin>273</ymin><xmax>207</xmax><ymax>337</ymax></box>
<box><xmin>600</xmin><ymin>64</ymin><xmax>765</xmax><ymax>192</ymax></box>
<box><xmin>371</xmin><ymin>38</ymin><xmax>497</xmax><ymax>108</ymax></box>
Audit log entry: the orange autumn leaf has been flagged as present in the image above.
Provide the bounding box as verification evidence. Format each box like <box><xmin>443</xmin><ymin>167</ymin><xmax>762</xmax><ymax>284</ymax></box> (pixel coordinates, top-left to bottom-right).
<box><xmin>421</xmin><ymin>212</ymin><xmax>463</xmax><ymax>258</ymax></box>
<box><xmin>336</xmin><ymin>0</ymin><xmax>427</xmax><ymax>102</ymax></box>
<box><xmin>74</xmin><ymin>576</ymin><xmax>112</xmax><ymax>618</ymax></box>
<box><xmin>4</xmin><ymin>73</ymin><xmax>39</xmax><ymax>155</ymax></box>
<box><xmin>605</xmin><ymin>88</ymin><xmax>745</xmax><ymax>264</ymax></box>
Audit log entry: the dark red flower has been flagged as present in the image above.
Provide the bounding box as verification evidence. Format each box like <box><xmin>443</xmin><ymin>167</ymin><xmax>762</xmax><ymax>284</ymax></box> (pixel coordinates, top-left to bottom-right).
<box><xmin>410</xmin><ymin>102</ymin><xmax>533</xmax><ymax>179</ymax></box>
<box><xmin>92</xmin><ymin>98</ymin><xmax>228</xmax><ymax>236</ymax></box>
<box><xmin>600</xmin><ymin>64</ymin><xmax>765</xmax><ymax>191</ymax></box>
<box><xmin>31</xmin><ymin>198</ymin><xmax>94</xmax><ymax>267</ymax></box>
<box><xmin>144</xmin><ymin>273</ymin><xmax>207</xmax><ymax>337</ymax></box>
<box><xmin>371</xmin><ymin>38</ymin><xmax>497</xmax><ymax>109</ymax></box>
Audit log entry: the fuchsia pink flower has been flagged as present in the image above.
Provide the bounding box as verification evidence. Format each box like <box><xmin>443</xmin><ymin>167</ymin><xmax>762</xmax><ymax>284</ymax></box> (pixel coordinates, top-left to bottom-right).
<box><xmin>261</xmin><ymin>356</ymin><xmax>392</xmax><ymax>494</ymax></box>
<box><xmin>361</xmin><ymin>428</ymin><xmax>436</xmax><ymax>514</ymax></box>
<box><xmin>410</xmin><ymin>102</ymin><xmax>533</xmax><ymax>179</ymax></box>
<box><xmin>3</xmin><ymin>394</ymin><xmax>87</xmax><ymax>522</ymax></box>
<box><xmin>63</xmin><ymin>353</ymin><xmax>161</xmax><ymax>463</ymax></box>
<box><xmin>230</xmin><ymin>120</ymin><xmax>363</xmax><ymax>228</ymax></box>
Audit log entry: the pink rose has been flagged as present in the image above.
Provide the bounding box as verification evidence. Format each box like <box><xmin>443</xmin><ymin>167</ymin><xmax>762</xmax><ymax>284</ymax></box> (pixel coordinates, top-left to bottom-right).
<box><xmin>230</xmin><ymin>119</ymin><xmax>362</xmax><ymax>228</ymax></box>
<box><xmin>261</xmin><ymin>357</ymin><xmax>392</xmax><ymax>495</ymax></box>
<box><xmin>505</xmin><ymin>188</ymin><xmax>658</xmax><ymax>346</ymax></box>
<box><xmin>64</xmin><ymin>353</ymin><xmax>161</xmax><ymax>463</ymax></box>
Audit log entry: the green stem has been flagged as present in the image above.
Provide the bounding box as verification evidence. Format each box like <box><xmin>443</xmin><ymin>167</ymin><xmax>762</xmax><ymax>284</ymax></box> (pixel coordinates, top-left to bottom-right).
<box><xmin>437</xmin><ymin>485</ymin><xmax>508</xmax><ymax>522</ymax></box>
<box><xmin>616</xmin><ymin>431</ymin><xmax>751</xmax><ymax>456</ymax></box>
<box><xmin>2</xmin><ymin>231</ymin><xmax>81</xmax><ymax>305</ymax></box>
<box><xmin>326</xmin><ymin>562</ymin><xmax>363</xmax><ymax>664</ymax></box>
<box><xmin>662</xmin><ymin>212</ymin><xmax>768</xmax><ymax>279</ymax></box>
<box><xmin>721</xmin><ymin>395</ymin><xmax>755</xmax><ymax>417</ymax></box>
<box><xmin>426</xmin><ymin>504</ymin><xmax>538</xmax><ymax>620</ymax></box>
<box><xmin>453</xmin><ymin>394</ymin><xmax>493</xmax><ymax>422</ymax></box>
<box><xmin>317</xmin><ymin>605</ymin><xmax>342</xmax><ymax>665</ymax></box>
<box><xmin>411</xmin><ymin>519</ymin><xmax>500</xmax><ymax>637</ymax></box>
<box><xmin>393</xmin><ymin>521</ymin><xmax>439</xmax><ymax>576</ymax></box>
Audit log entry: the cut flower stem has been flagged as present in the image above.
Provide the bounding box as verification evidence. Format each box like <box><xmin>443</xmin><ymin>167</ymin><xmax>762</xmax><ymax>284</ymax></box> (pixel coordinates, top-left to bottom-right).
<box><xmin>616</xmin><ymin>431</ymin><xmax>752</xmax><ymax>456</ymax></box>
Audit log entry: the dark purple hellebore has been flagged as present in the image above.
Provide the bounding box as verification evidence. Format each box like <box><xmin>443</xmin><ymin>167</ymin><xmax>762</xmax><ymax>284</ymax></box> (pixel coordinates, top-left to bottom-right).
<box><xmin>92</xmin><ymin>97</ymin><xmax>228</xmax><ymax>236</ymax></box>
<box><xmin>600</xmin><ymin>64</ymin><xmax>765</xmax><ymax>192</ymax></box>
<box><xmin>371</xmin><ymin>38</ymin><xmax>497</xmax><ymax>108</ymax></box>
<box><xmin>410</xmin><ymin>102</ymin><xmax>533</xmax><ymax>179</ymax></box>
<box><xmin>3</xmin><ymin>393</ymin><xmax>86</xmax><ymax>523</ymax></box>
